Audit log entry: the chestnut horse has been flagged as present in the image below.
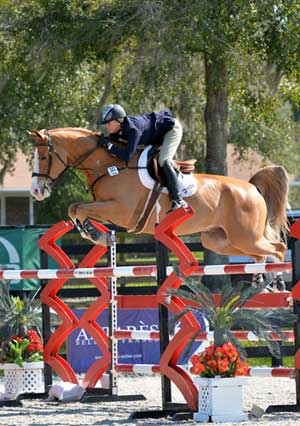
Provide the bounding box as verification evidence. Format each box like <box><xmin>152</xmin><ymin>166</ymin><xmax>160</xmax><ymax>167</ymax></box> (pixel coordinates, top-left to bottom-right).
<box><xmin>29</xmin><ymin>128</ymin><xmax>289</xmax><ymax>263</ymax></box>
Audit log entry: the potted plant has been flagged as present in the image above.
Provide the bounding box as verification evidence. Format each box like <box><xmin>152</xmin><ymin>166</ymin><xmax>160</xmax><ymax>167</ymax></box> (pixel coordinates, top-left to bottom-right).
<box><xmin>0</xmin><ymin>281</ymin><xmax>44</xmax><ymax>396</ymax></box>
<box><xmin>170</xmin><ymin>279</ymin><xmax>295</xmax><ymax>422</ymax></box>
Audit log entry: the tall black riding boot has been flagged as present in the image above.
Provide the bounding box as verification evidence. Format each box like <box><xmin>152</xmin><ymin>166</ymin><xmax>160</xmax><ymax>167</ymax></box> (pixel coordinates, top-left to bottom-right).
<box><xmin>162</xmin><ymin>160</ymin><xmax>188</xmax><ymax>212</ymax></box>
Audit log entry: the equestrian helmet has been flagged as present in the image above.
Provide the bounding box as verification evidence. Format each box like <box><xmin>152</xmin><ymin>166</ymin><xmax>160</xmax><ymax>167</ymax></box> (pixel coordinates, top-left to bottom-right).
<box><xmin>100</xmin><ymin>104</ymin><xmax>126</xmax><ymax>124</ymax></box>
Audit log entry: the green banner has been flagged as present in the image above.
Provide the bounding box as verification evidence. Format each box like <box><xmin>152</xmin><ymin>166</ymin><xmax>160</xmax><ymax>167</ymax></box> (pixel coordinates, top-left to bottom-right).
<box><xmin>0</xmin><ymin>227</ymin><xmax>57</xmax><ymax>291</ymax></box>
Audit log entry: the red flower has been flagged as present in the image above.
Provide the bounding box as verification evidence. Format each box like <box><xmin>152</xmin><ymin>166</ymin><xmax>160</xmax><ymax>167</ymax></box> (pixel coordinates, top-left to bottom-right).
<box><xmin>204</xmin><ymin>345</ymin><xmax>215</xmax><ymax>362</ymax></box>
<box><xmin>234</xmin><ymin>361</ymin><xmax>249</xmax><ymax>376</ymax></box>
<box><xmin>214</xmin><ymin>347</ymin><xmax>226</xmax><ymax>358</ymax></box>
<box><xmin>26</xmin><ymin>341</ymin><xmax>43</xmax><ymax>353</ymax></box>
<box><xmin>10</xmin><ymin>336</ymin><xmax>23</xmax><ymax>343</ymax></box>
<box><xmin>217</xmin><ymin>358</ymin><xmax>229</xmax><ymax>373</ymax></box>
<box><xmin>190</xmin><ymin>343</ymin><xmax>248</xmax><ymax>378</ymax></box>
<box><xmin>190</xmin><ymin>354</ymin><xmax>200</xmax><ymax>366</ymax></box>
<box><xmin>24</xmin><ymin>330</ymin><xmax>43</xmax><ymax>353</ymax></box>
<box><xmin>190</xmin><ymin>363</ymin><xmax>205</xmax><ymax>375</ymax></box>
<box><xmin>27</xmin><ymin>329</ymin><xmax>40</xmax><ymax>340</ymax></box>
<box><xmin>207</xmin><ymin>359</ymin><xmax>218</xmax><ymax>373</ymax></box>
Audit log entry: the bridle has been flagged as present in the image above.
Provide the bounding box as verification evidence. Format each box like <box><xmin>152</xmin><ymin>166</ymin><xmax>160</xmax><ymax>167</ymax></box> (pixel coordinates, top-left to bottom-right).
<box><xmin>32</xmin><ymin>133</ymin><xmax>58</xmax><ymax>182</ymax></box>
<box><xmin>32</xmin><ymin>131</ymin><xmax>108</xmax><ymax>192</ymax></box>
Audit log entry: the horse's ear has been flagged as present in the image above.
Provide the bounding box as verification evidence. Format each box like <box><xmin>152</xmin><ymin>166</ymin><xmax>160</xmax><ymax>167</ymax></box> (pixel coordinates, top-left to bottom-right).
<box><xmin>27</xmin><ymin>130</ymin><xmax>35</xmax><ymax>138</ymax></box>
<box><xmin>27</xmin><ymin>130</ymin><xmax>47</xmax><ymax>141</ymax></box>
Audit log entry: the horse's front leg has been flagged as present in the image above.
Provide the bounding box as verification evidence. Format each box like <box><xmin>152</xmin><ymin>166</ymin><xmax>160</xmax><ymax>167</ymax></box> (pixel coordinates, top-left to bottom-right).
<box><xmin>68</xmin><ymin>200</ymin><xmax>120</xmax><ymax>245</ymax></box>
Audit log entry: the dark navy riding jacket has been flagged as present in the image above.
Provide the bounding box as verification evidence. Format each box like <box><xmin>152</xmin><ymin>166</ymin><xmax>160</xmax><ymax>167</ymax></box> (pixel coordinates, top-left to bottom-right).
<box><xmin>108</xmin><ymin>109</ymin><xmax>175</xmax><ymax>163</ymax></box>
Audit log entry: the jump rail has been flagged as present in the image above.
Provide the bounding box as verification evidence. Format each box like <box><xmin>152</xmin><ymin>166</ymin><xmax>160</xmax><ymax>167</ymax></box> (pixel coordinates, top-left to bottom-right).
<box><xmin>0</xmin><ymin>261</ymin><xmax>292</xmax><ymax>280</ymax></box>
<box><xmin>114</xmin><ymin>364</ymin><xmax>295</xmax><ymax>378</ymax></box>
<box><xmin>113</xmin><ymin>329</ymin><xmax>294</xmax><ymax>342</ymax></box>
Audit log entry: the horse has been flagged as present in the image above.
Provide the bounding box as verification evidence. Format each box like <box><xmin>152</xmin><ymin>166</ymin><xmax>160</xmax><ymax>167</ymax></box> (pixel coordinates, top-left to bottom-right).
<box><xmin>28</xmin><ymin>127</ymin><xmax>289</xmax><ymax>264</ymax></box>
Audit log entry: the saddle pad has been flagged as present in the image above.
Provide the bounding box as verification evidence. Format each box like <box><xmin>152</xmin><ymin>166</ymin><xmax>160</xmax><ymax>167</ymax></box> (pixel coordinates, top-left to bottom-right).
<box><xmin>138</xmin><ymin>146</ymin><xmax>197</xmax><ymax>198</ymax></box>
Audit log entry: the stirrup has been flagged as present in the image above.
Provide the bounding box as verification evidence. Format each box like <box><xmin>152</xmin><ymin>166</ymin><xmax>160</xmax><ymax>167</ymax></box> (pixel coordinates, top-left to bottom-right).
<box><xmin>167</xmin><ymin>199</ymin><xmax>189</xmax><ymax>214</ymax></box>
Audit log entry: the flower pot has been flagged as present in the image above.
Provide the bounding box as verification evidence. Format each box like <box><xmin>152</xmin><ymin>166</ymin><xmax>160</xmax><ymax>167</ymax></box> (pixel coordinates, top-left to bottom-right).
<box><xmin>2</xmin><ymin>361</ymin><xmax>45</xmax><ymax>395</ymax></box>
<box><xmin>193</xmin><ymin>376</ymin><xmax>248</xmax><ymax>422</ymax></box>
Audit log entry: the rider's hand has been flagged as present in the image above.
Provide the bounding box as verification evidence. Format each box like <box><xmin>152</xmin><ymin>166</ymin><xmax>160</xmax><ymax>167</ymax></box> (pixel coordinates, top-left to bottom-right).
<box><xmin>99</xmin><ymin>135</ymin><xmax>113</xmax><ymax>151</ymax></box>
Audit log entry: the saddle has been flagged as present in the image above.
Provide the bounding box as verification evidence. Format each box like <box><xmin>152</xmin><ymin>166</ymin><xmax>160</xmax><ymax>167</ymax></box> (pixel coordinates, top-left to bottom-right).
<box><xmin>147</xmin><ymin>147</ymin><xmax>196</xmax><ymax>185</ymax></box>
<box><xmin>98</xmin><ymin>134</ymin><xmax>196</xmax><ymax>184</ymax></box>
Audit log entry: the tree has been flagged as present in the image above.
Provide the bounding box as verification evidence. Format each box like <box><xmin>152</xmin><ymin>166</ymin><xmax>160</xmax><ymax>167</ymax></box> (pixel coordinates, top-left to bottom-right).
<box><xmin>2</xmin><ymin>1</ymin><xmax>300</xmax><ymax>223</ymax></box>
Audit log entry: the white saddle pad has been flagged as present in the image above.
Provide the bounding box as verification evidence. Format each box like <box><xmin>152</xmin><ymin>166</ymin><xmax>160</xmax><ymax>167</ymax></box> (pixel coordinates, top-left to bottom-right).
<box><xmin>138</xmin><ymin>146</ymin><xmax>197</xmax><ymax>198</ymax></box>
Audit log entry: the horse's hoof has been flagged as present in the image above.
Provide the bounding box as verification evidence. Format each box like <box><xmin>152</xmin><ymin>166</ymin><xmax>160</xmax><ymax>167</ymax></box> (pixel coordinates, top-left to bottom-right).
<box><xmin>264</xmin><ymin>284</ymin><xmax>275</xmax><ymax>293</ymax></box>
<box><xmin>276</xmin><ymin>277</ymin><xmax>286</xmax><ymax>292</ymax></box>
<box><xmin>251</xmin><ymin>273</ymin><xmax>265</xmax><ymax>289</ymax></box>
<box><xmin>82</xmin><ymin>219</ymin><xmax>112</xmax><ymax>246</ymax></box>
<box><xmin>74</xmin><ymin>218</ymin><xmax>84</xmax><ymax>233</ymax></box>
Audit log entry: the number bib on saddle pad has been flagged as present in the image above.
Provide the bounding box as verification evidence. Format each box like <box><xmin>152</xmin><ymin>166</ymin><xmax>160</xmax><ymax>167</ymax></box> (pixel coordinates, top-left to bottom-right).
<box><xmin>138</xmin><ymin>146</ymin><xmax>198</xmax><ymax>197</ymax></box>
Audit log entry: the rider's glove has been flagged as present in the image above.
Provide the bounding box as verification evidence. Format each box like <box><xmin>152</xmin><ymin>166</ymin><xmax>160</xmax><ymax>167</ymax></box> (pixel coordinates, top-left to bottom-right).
<box><xmin>99</xmin><ymin>135</ymin><xmax>112</xmax><ymax>151</ymax></box>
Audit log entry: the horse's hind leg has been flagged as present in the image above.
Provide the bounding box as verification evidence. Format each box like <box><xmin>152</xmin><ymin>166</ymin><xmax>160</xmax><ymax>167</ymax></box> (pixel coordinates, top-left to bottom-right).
<box><xmin>201</xmin><ymin>228</ymin><xmax>271</xmax><ymax>262</ymax></box>
<box><xmin>228</xmin><ymin>231</ymin><xmax>287</xmax><ymax>288</ymax></box>
<box><xmin>234</xmin><ymin>237</ymin><xmax>286</xmax><ymax>262</ymax></box>
<box><xmin>215</xmin><ymin>184</ymin><xmax>286</xmax><ymax>262</ymax></box>
<box><xmin>201</xmin><ymin>227</ymin><xmax>250</xmax><ymax>257</ymax></box>
<box><xmin>201</xmin><ymin>228</ymin><xmax>271</xmax><ymax>289</ymax></box>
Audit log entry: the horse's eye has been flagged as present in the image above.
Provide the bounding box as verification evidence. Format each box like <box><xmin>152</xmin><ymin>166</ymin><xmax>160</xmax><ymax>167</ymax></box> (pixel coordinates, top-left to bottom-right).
<box><xmin>40</xmin><ymin>154</ymin><xmax>47</xmax><ymax>160</ymax></box>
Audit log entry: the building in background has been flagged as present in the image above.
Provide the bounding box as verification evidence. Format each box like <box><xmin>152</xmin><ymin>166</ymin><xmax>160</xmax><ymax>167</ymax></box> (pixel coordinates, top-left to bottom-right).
<box><xmin>0</xmin><ymin>153</ymin><xmax>35</xmax><ymax>225</ymax></box>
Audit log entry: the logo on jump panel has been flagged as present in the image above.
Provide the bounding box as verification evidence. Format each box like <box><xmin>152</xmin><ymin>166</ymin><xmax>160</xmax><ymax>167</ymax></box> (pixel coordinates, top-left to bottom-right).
<box><xmin>0</xmin><ymin>237</ymin><xmax>21</xmax><ymax>284</ymax></box>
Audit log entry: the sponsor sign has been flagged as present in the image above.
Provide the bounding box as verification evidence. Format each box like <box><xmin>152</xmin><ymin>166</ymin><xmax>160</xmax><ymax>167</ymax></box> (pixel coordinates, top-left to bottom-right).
<box><xmin>67</xmin><ymin>308</ymin><xmax>208</xmax><ymax>373</ymax></box>
<box><xmin>0</xmin><ymin>227</ymin><xmax>56</xmax><ymax>290</ymax></box>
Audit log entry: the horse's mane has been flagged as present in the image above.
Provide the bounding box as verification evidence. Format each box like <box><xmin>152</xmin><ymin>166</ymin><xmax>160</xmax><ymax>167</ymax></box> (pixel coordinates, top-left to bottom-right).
<box><xmin>49</xmin><ymin>127</ymin><xmax>99</xmax><ymax>138</ymax></box>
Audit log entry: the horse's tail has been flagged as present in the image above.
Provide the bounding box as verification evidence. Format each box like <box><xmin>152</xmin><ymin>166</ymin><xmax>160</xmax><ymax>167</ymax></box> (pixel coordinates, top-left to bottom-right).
<box><xmin>249</xmin><ymin>165</ymin><xmax>289</xmax><ymax>242</ymax></box>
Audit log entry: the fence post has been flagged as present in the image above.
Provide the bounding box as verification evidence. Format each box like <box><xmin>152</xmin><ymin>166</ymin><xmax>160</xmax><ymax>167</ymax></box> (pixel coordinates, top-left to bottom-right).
<box><xmin>156</xmin><ymin>238</ymin><xmax>171</xmax><ymax>409</ymax></box>
<box><xmin>40</xmin><ymin>245</ymin><xmax>52</xmax><ymax>389</ymax></box>
<box><xmin>291</xmin><ymin>234</ymin><xmax>300</xmax><ymax>405</ymax></box>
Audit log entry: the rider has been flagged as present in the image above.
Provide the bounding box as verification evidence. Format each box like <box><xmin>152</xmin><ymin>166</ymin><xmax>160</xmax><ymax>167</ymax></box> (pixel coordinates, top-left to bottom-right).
<box><xmin>100</xmin><ymin>103</ymin><xmax>188</xmax><ymax>212</ymax></box>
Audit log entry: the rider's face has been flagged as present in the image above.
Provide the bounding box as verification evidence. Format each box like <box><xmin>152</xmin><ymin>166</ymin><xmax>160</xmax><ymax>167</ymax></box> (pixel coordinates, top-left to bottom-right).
<box><xmin>106</xmin><ymin>120</ymin><xmax>121</xmax><ymax>134</ymax></box>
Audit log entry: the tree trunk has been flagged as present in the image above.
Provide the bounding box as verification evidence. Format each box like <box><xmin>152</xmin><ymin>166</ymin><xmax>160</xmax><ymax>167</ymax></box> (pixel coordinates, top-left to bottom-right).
<box><xmin>203</xmin><ymin>52</ymin><xmax>230</xmax><ymax>292</ymax></box>
<box><xmin>92</xmin><ymin>56</ymin><xmax>117</xmax><ymax>128</ymax></box>
<box><xmin>204</xmin><ymin>53</ymin><xmax>228</xmax><ymax>175</ymax></box>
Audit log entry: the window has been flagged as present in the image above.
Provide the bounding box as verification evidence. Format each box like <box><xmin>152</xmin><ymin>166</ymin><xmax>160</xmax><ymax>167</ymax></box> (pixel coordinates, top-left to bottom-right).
<box><xmin>5</xmin><ymin>197</ymin><xmax>30</xmax><ymax>225</ymax></box>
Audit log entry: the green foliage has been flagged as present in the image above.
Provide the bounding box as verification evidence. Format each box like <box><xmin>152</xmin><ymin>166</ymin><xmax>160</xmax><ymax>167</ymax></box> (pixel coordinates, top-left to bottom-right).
<box><xmin>34</xmin><ymin>169</ymin><xmax>91</xmax><ymax>224</ymax></box>
<box><xmin>0</xmin><ymin>281</ymin><xmax>42</xmax><ymax>338</ymax></box>
<box><xmin>2</xmin><ymin>329</ymin><xmax>43</xmax><ymax>367</ymax></box>
<box><xmin>1</xmin><ymin>0</ymin><xmax>300</xmax><ymax>214</ymax></box>
<box><xmin>5</xmin><ymin>338</ymin><xmax>30</xmax><ymax>367</ymax></box>
<box><xmin>170</xmin><ymin>278</ymin><xmax>296</xmax><ymax>360</ymax></box>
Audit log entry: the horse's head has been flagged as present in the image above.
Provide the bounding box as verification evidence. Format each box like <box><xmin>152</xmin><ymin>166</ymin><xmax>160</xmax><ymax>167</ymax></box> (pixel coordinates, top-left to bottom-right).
<box><xmin>28</xmin><ymin>129</ymin><xmax>68</xmax><ymax>201</ymax></box>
